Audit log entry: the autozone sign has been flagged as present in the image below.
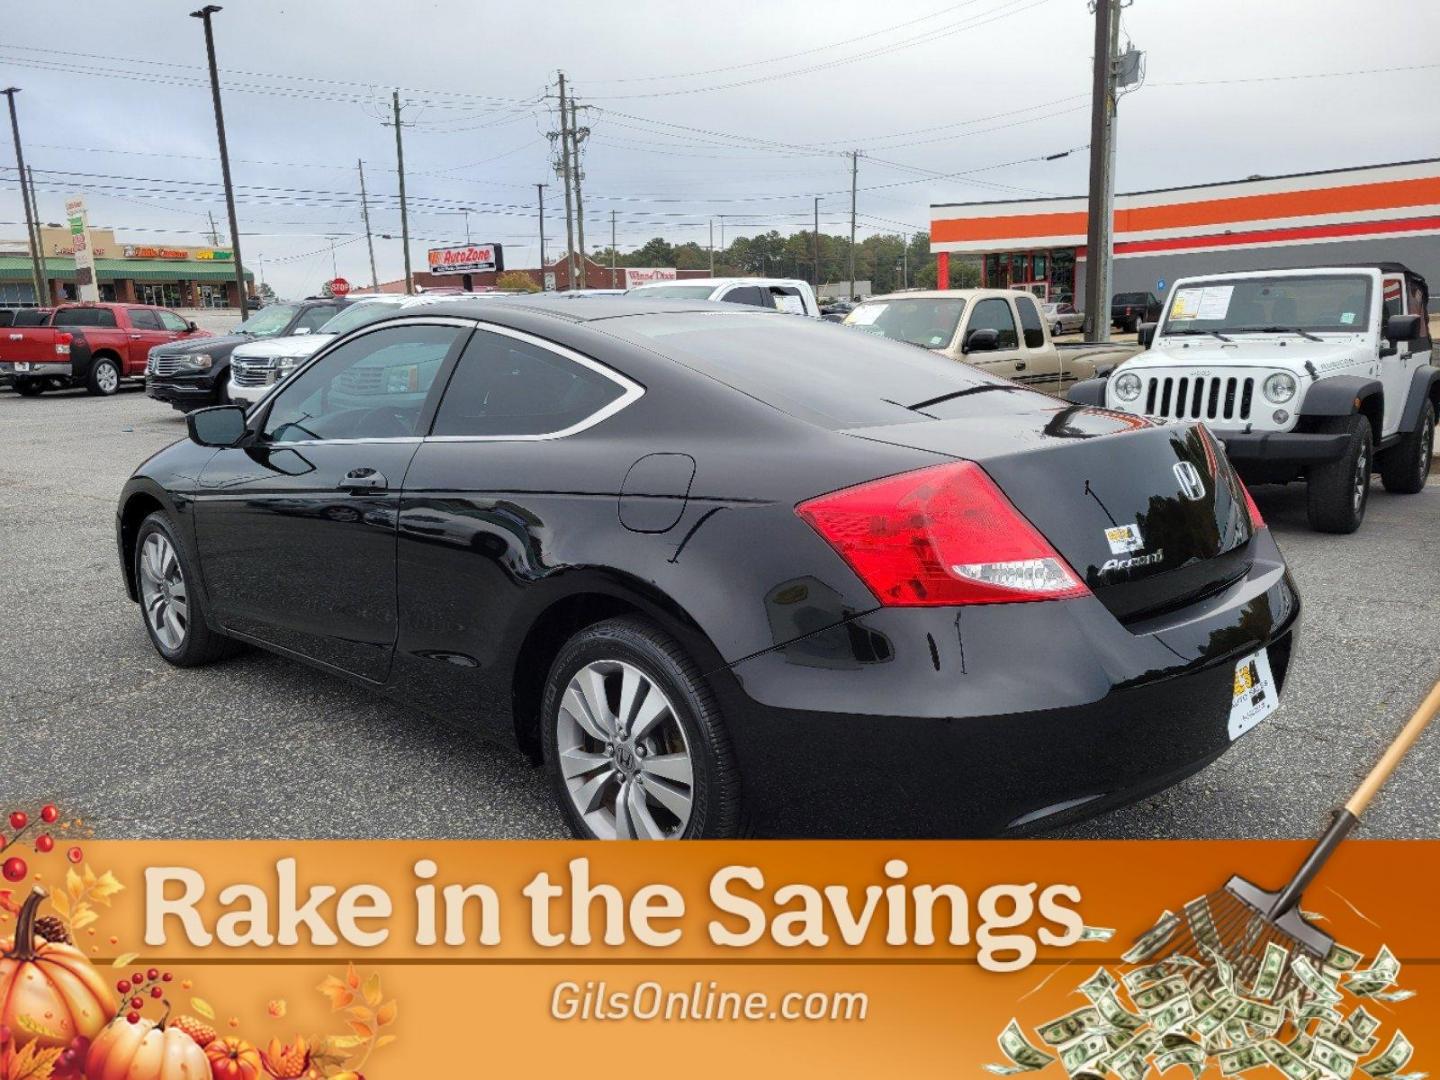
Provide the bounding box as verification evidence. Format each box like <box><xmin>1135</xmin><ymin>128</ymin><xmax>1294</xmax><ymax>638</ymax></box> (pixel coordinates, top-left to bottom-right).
<box><xmin>624</xmin><ymin>267</ymin><xmax>677</xmax><ymax>288</ymax></box>
<box><xmin>427</xmin><ymin>243</ymin><xmax>503</xmax><ymax>275</ymax></box>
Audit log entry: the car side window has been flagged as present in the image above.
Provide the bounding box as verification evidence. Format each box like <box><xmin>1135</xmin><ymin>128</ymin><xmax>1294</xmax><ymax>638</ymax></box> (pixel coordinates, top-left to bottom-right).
<box><xmin>1014</xmin><ymin>295</ymin><xmax>1045</xmax><ymax>349</ymax></box>
<box><xmin>157</xmin><ymin>310</ymin><xmax>190</xmax><ymax>332</ymax></box>
<box><xmin>293</xmin><ymin>304</ymin><xmax>340</xmax><ymax>333</ymax></box>
<box><xmin>967</xmin><ymin>298</ymin><xmax>1019</xmax><ymax>349</ymax></box>
<box><xmin>129</xmin><ymin>308</ymin><xmax>163</xmax><ymax>331</ymax></box>
<box><xmin>261</xmin><ymin>324</ymin><xmax>465</xmax><ymax>444</ymax></box>
<box><xmin>429</xmin><ymin>330</ymin><xmax>628</xmax><ymax>438</ymax></box>
<box><xmin>721</xmin><ymin>286</ymin><xmax>772</xmax><ymax>308</ymax></box>
<box><xmin>53</xmin><ymin>307</ymin><xmax>118</xmax><ymax>328</ymax></box>
<box><xmin>769</xmin><ymin>286</ymin><xmax>806</xmax><ymax>315</ymax></box>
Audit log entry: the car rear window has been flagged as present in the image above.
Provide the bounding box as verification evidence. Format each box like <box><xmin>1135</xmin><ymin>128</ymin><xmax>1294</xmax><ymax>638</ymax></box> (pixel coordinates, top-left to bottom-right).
<box><xmin>615</xmin><ymin>311</ymin><xmax>1007</xmax><ymax>428</ymax></box>
<box><xmin>53</xmin><ymin>307</ymin><xmax>117</xmax><ymax>328</ymax></box>
<box><xmin>1114</xmin><ymin>293</ymin><xmax>1148</xmax><ymax>304</ymax></box>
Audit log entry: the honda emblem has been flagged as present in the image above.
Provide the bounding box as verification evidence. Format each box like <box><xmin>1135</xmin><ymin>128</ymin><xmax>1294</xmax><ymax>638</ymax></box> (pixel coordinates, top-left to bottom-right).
<box><xmin>1173</xmin><ymin>461</ymin><xmax>1206</xmax><ymax>501</ymax></box>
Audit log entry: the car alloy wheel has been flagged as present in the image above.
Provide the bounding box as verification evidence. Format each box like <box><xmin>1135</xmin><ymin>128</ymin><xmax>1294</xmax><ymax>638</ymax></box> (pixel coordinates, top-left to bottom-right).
<box><xmin>1352</xmin><ymin>439</ymin><xmax>1370</xmax><ymax>515</ymax></box>
<box><xmin>97</xmin><ymin>362</ymin><xmax>118</xmax><ymax>393</ymax></box>
<box><xmin>1418</xmin><ymin>412</ymin><xmax>1435</xmax><ymax>485</ymax></box>
<box><xmin>554</xmin><ymin>659</ymin><xmax>695</xmax><ymax>839</ymax></box>
<box><xmin>139</xmin><ymin>532</ymin><xmax>189</xmax><ymax>651</ymax></box>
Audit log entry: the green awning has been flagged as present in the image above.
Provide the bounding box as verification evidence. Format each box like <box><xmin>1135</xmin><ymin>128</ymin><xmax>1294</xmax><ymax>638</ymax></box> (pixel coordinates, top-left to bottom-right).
<box><xmin>0</xmin><ymin>255</ymin><xmax>253</xmax><ymax>283</ymax></box>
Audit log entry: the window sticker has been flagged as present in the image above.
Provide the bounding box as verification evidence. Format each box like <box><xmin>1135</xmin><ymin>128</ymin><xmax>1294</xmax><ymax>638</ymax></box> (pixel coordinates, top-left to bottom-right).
<box><xmin>1340</xmin><ymin>312</ymin><xmax>1356</xmax><ymax>325</ymax></box>
<box><xmin>848</xmin><ymin>304</ymin><xmax>886</xmax><ymax>325</ymax></box>
<box><xmin>1195</xmin><ymin>285</ymin><xmax>1234</xmax><ymax>320</ymax></box>
<box><xmin>1170</xmin><ymin>288</ymin><xmax>1203</xmax><ymax>320</ymax></box>
<box><xmin>773</xmin><ymin>293</ymin><xmax>805</xmax><ymax>315</ymax></box>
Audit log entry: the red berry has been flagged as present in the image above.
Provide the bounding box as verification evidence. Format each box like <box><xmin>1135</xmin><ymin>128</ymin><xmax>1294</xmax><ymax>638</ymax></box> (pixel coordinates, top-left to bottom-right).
<box><xmin>117</xmin><ymin>980</ymin><xmax>131</xmax><ymax>994</ymax></box>
<box><xmin>161</xmin><ymin>972</ymin><xmax>173</xmax><ymax>982</ymax></box>
<box><xmin>1</xmin><ymin>857</ymin><xmax>26</xmax><ymax>883</ymax></box>
<box><xmin>35</xmin><ymin>834</ymin><xmax>54</xmax><ymax>853</ymax></box>
<box><xmin>150</xmin><ymin>986</ymin><xmax>163</xmax><ymax>999</ymax></box>
<box><xmin>66</xmin><ymin>846</ymin><xmax>83</xmax><ymax>864</ymax></box>
<box><xmin>8</xmin><ymin>812</ymin><xmax>26</xmax><ymax>831</ymax></box>
<box><xmin>147</xmin><ymin>967</ymin><xmax>159</xmax><ymax>981</ymax></box>
<box><xmin>132</xmin><ymin>972</ymin><xmax>144</xmax><ymax>985</ymax></box>
<box><xmin>40</xmin><ymin>805</ymin><xmax>59</xmax><ymax>824</ymax></box>
<box><xmin>126</xmin><ymin>1012</ymin><xmax>140</xmax><ymax>1024</ymax></box>
<box><xmin>130</xmin><ymin>996</ymin><xmax>143</xmax><ymax>1010</ymax></box>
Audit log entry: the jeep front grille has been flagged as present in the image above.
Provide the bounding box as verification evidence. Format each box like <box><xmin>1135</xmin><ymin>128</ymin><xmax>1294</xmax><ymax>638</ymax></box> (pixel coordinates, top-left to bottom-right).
<box><xmin>1142</xmin><ymin>374</ymin><xmax>1254</xmax><ymax>422</ymax></box>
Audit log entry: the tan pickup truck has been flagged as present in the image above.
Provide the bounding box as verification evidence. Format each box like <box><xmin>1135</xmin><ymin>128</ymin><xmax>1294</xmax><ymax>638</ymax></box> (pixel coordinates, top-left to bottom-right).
<box><xmin>842</xmin><ymin>288</ymin><xmax>1139</xmax><ymax>396</ymax></box>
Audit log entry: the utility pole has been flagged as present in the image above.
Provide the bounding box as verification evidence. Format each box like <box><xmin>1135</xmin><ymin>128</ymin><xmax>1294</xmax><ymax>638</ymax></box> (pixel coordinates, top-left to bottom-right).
<box><xmin>708</xmin><ymin>219</ymin><xmax>714</xmax><ymax>274</ymax></box>
<box><xmin>26</xmin><ymin>165</ymin><xmax>44</xmax><ymax>299</ymax></box>
<box><xmin>4</xmin><ymin>89</ymin><xmax>48</xmax><ymax>307</ymax></box>
<box><xmin>556</xmin><ymin>72</ymin><xmax>577</xmax><ymax>291</ymax></box>
<box><xmin>358</xmin><ymin>159</ymin><xmax>378</xmax><ymax>289</ymax></box>
<box><xmin>535</xmin><ymin>182</ymin><xmax>548</xmax><ymax>277</ymax></box>
<box><xmin>1083</xmin><ymin>0</ymin><xmax>1122</xmax><ymax>342</ymax></box>
<box><xmin>388</xmin><ymin>90</ymin><xmax>413</xmax><ymax>294</ymax></box>
<box><xmin>190</xmin><ymin>7</ymin><xmax>249</xmax><ymax>310</ymax></box>
<box><xmin>569</xmin><ymin>94</ymin><xmax>588</xmax><ymax>289</ymax></box>
<box><xmin>813</xmin><ymin>197</ymin><xmax>820</xmax><ymax>289</ymax></box>
<box><xmin>462</xmin><ymin>208</ymin><xmax>471</xmax><ymax>245</ymax></box>
<box><xmin>206</xmin><ymin>210</ymin><xmax>218</xmax><ymax>246</ymax></box>
<box><xmin>902</xmin><ymin>233</ymin><xmax>909</xmax><ymax>290</ymax></box>
<box><xmin>848</xmin><ymin>150</ymin><xmax>859</xmax><ymax>301</ymax></box>
<box><xmin>610</xmin><ymin>208</ymin><xmax>617</xmax><ymax>287</ymax></box>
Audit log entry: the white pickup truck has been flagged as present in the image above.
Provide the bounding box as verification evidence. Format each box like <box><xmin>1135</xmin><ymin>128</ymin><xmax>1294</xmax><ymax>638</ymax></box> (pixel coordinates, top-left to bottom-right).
<box><xmin>842</xmin><ymin>288</ymin><xmax>1139</xmax><ymax>397</ymax></box>
<box><xmin>627</xmin><ymin>277</ymin><xmax>820</xmax><ymax>317</ymax></box>
<box><xmin>1070</xmin><ymin>263</ymin><xmax>1437</xmax><ymax>533</ymax></box>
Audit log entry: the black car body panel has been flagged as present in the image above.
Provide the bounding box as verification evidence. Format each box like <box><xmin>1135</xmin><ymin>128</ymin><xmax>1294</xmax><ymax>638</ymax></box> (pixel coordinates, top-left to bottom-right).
<box><xmin>118</xmin><ymin>298</ymin><xmax>1301</xmax><ymax>837</ymax></box>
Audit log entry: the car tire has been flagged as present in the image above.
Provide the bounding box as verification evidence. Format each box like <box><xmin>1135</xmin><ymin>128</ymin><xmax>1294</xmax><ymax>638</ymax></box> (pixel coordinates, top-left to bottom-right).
<box><xmin>13</xmin><ymin>379</ymin><xmax>43</xmax><ymax>397</ymax></box>
<box><xmin>134</xmin><ymin>511</ymin><xmax>242</xmax><ymax>667</ymax></box>
<box><xmin>1052</xmin><ymin>322</ymin><xmax>1063</xmax><ymax>337</ymax></box>
<box><xmin>1378</xmin><ymin>400</ymin><xmax>1435</xmax><ymax>495</ymax></box>
<box><xmin>86</xmin><ymin>357</ymin><xmax>120</xmax><ymax>396</ymax></box>
<box><xmin>540</xmin><ymin>616</ymin><xmax>742</xmax><ymax>840</ymax></box>
<box><xmin>1306</xmin><ymin>414</ymin><xmax>1373</xmax><ymax>533</ymax></box>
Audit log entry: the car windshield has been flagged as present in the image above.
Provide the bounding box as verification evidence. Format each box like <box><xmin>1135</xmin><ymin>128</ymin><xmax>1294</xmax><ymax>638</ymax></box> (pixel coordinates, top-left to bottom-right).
<box><xmin>1162</xmin><ymin>275</ymin><xmax>1372</xmax><ymax>335</ymax></box>
<box><xmin>628</xmin><ymin>285</ymin><xmax>717</xmax><ymax>300</ymax></box>
<box><xmin>842</xmin><ymin>298</ymin><xmax>965</xmax><ymax>348</ymax></box>
<box><xmin>317</xmin><ymin>301</ymin><xmax>403</xmax><ymax>336</ymax></box>
<box><xmin>237</xmin><ymin>303</ymin><xmax>300</xmax><ymax>337</ymax></box>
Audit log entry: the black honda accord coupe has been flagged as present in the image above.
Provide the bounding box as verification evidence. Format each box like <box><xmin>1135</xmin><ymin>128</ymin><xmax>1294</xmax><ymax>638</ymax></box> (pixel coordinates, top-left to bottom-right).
<box><xmin>116</xmin><ymin>297</ymin><xmax>1299</xmax><ymax>838</ymax></box>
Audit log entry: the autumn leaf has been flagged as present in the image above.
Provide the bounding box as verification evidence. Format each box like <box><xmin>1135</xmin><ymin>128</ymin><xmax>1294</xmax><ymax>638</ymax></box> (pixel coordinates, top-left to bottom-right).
<box><xmin>14</xmin><ymin>1014</ymin><xmax>64</xmax><ymax>1041</ymax></box>
<box><xmin>267</xmin><ymin>999</ymin><xmax>286</xmax><ymax>1019</ymax></box>
<box><xmin>375</xmin><ymin>1000</ymin><xmax>397</xmax><ymax>1027</ymax></box>
<box><xmin>82</xmin><ymin>864</ymin><xmax>97</xmax><ymax>889</ymax></box>
<box><xmin>317</xmin><ymin>976</ymin><xmax>354</xmax><ymax>1011</ymax></box>
<box><xmin>344</xmin><ymin>963</ymin><xmax>360</xmax><ymax>990</ymax></box>
<box><xmin>374</xmin><ymin>1034</ymin><xmax>398</xmax><ymax>1050</ymax></box>
<box><xmin>0</xmin><ymin>890</ymin><xmax>20</xmax><ymax>917</ymax></box>
<box><xmin>323</xmin><ymin>1035</ymin><xmax>366</xmax><ymax>1053</ymax></box>
<box><xmin>3</xmin><ymin>1040</ymin><xmax>64</xmax><ymax>1080</ymax></box>
<box><xmin>65</xmin><ymin>869</ymin><xmax>83</xmax><ymax>902</ymax></box>
<box><xmin>111</xmin><ymin>952</ymin><xmax>138</xmax><ymax>968</ymax></box>
<box><xmin>90</xmin><ymin>871</ymin><xmax>124</xmax><ymax>906</ymax></box>
<box><xmin>191</xmin><ymin>998</ymin><xmax>216</xmax><ymax>1020</ymax></box>
<box><xmin>346</xmin><ymin>1021</ymin><xmax>373</xmax><ymax>1040</ymax></box>
<box><xmin>361</xmin><ymin>972</ymin><xmax>382</xmax><ymax>1008</ymax></box>
<box><xmin>345</xmin><ymin>1007</ymin><xmax>372</xmax><ymax>1024</ymax></box>
<box><xmin>70</xmin><ymin>907</ymin><xmax>98</xmax><ymax>932</ymax></box>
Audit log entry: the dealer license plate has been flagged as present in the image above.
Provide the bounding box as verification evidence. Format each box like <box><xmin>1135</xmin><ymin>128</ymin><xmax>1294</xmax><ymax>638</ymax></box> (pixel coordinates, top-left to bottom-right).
<box><xmin>12</xmin><ymin>362</ymin><xmax>30</xmax><ymax>372</ymax></box>
<box><xmin>1228</xmin><ymin>648</ymin><xmax>1278</xmax><ymax>740</ymax></box>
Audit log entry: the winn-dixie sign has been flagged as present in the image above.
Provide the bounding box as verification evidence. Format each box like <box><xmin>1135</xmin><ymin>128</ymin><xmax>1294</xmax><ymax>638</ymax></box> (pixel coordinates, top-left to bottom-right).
<box><xmin>428</xmin><ymin>243</ymin><xmax>503</xmax><ymax>275</ymax></box>
<box><xmin>625</xmin><ymin>267</ymin><xmax>677</xmax><ymax>288</ymax></box>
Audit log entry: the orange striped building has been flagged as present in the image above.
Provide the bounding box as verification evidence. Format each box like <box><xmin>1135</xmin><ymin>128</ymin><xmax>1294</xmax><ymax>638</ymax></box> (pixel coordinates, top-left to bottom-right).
<box><xmin>930</xmin><ymin>158</ymin><xmax>1440</xmax><ymax>307</ymax></box>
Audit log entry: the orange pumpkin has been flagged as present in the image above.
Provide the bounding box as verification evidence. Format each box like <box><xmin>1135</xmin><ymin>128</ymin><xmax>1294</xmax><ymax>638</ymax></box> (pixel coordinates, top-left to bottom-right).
<box><xmin>0</xmin><ymin>887</ymin><xmax>115</xmax><ymax>1050</ymax></box>
<box><xmin>86</xmin><ymin>1015</ymin><xmax>210</xmax><ymax>1080</ymax></box>
<box><xmin>206</xmin><ymin>1036</ymin><xmax>263</xmax><ymax>1080</ymax></box>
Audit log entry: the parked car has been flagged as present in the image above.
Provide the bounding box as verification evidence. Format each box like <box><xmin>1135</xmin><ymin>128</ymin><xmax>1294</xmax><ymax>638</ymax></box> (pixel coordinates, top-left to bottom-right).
<box><xmin>0</xmin><ymin>303</ymin><xmax>210</xmax><ymax>396</ymax></box>
<box><xmin>628</xmin><ymin>277</ymin><xmax>820</xmax><ymax>317</ymax></box>
<box><xmin>843</xmin><ymin>289</ymin><xmax>1137</xmax><ymax>397</ymax></box>
<box><xmin>146</xmin><ymin>297</ymin><xmax>351</xmax><ymax>412</ymax></box>
<box><xmin>117</xmin><ymin>295</ymin><xmax>1297</xmax><ymax>839</ymax></box>
<box><xmin>227</xmin><ymin>293</ymin><xmax>479</xmax><ymax>407</ymax></box>
<box><xmin>1111</xmin><ymin>291</ymin><xmax>1162</xmax><ymax>332</ymax></box>
<box><xmin>1073</xmin><ymin>263</ymin><xmax>1437</xmax><ymax>534</ymax></box>
<box><xmin>1042</xmin><ymin>300</ymin><xmax>1085</xmax><ymax>337</ymax></box>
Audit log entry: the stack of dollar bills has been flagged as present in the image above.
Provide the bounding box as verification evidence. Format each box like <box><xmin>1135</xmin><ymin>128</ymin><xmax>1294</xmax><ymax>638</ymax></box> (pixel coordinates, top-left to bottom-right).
<box><xmin>986</xmin><ymin>911</ymin><xmax>1421</xmax><ymax>1079</ymax></box>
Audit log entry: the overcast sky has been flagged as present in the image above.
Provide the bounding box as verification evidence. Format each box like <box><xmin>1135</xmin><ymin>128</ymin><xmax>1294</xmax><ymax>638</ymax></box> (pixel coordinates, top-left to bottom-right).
<box><xmin>2</xmin><ymin>0</ymin><xmax>1436</xmax><ymax>299</ymax></box>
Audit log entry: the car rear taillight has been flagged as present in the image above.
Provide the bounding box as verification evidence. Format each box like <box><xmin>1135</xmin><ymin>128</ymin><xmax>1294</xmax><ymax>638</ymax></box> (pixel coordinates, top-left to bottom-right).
<box><xmin>55</xmin><ymin>332</ymin><xmax>72</xmax><ymax>356</ymax></box>
<box><xmin>1240</xmin><ymin>481</ymin><xmax>1265</xmax><ymax>531</ymax></box>
<box><xmin>796</xmin><ymin>461</ymin><xmax>1090</xmax><ymax>606</ymax></box>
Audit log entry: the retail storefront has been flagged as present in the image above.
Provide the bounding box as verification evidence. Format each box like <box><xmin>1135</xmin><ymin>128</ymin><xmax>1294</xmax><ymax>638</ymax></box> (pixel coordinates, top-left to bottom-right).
<box><xmin>931</xmin><ymin>159</ymin><xmax>1440</xmax><ymax>309</ymax></box>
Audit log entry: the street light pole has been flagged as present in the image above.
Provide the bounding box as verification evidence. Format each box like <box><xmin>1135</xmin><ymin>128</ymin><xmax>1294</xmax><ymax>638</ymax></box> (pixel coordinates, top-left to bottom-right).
<box><xmin>3</xmin><ymin>89</ymin><xmax>48</xmax><ymax>306</ymax></box>
<box><xmin>189</xmin><ymin>6</ymin><xmax>249</xmax><ymax>311</ymax></box>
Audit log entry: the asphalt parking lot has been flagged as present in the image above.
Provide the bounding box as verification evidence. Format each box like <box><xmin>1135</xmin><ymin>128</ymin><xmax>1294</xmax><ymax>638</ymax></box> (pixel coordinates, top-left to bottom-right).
<box><xmin>1</xmin><ymin>386</ymin><xmax>1437</xmax><ymax>841</ymax></box>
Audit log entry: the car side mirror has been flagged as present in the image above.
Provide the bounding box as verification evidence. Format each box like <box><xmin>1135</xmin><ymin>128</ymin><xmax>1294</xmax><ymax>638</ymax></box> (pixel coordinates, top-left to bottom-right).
<box><xmin>186</xmin><ymin>321</ymin><xmax>198</xmax><ymax>333</ymax></box>
<box><xmin>1385</xmin><ymin>313</ymin><xmax>1421</xmax><ymax>343</ymax></box>
<box><xmin>187</xmin><ymin>404</ymin><xmax>248</xmax><ymax>448</ymax></box>
<box><xmin>1137</xmin><ymin>322</ymin><xmax>1157</xmax><ymax>348</ymax></box>
<box><xmin>962</xmin><ymin>327</ymin><xmax>1000</xmax><ymax>354</ymax></box>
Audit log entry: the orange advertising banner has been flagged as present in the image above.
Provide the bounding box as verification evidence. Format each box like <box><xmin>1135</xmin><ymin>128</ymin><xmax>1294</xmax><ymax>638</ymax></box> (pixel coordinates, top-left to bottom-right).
<box><xmin>0</xmin><ymin>839</ymin><xmax>1435</xmax><ymax>1077</ymax></box>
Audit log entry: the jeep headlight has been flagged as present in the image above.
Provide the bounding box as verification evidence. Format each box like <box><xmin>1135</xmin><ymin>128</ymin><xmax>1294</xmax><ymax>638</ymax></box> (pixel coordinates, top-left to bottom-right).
<box><xmin>1263</xmin><ymin>372</ymin><xmax>1296</xmax><ymax>404</ymax></box>
<box><xmin>183</xmin><ymin>352</ymin><xmax>214</xmax><ymax>372</ymax></box>
<box><xmin>1113</xmin><ymin>372</ymin><xmax>1142</xmax><ymax>402</ymax></box>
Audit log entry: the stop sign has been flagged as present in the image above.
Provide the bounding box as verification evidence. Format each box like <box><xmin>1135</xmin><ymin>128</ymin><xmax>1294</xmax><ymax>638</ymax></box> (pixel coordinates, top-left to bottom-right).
<box><xmin>329</xmin><ymin>277</ymin><xmax>351</xmax><ymax>297</ymax></box>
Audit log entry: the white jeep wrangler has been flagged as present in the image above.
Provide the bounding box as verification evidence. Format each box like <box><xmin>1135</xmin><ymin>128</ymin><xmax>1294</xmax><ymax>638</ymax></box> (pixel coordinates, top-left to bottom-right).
<box><xmin>1069</xmin><ymin>263</ymin><xmax>1436</xmax><ymax>533</ymax></box>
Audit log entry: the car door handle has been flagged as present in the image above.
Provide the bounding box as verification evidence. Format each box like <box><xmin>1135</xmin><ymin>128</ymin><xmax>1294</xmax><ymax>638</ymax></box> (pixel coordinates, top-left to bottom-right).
<box><xmin>129</xmin><ymin>333</ymin><xmax>143</xmax><ymax>339</ymax></box>
<box><xmin>338</xmin><ymin>468</ymin><xmax>388</xmax><ymax>493</ymax></box>
<box><xmin>1014</xmin><ymin>360</ymin><xmax>1027</xmax><ymax>371</ymax></box>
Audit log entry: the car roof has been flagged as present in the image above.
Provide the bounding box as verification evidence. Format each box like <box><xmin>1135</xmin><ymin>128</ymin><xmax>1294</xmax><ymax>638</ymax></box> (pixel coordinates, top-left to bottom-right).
<box><xmin>630</xmin><ymin>277</ymin><xmax>808</xmax><ymax>289</ymax></box>
<box><xmin>859</xmin><ymin>288</ymin><xmax>1027</xmax><ymax>301</ymax></box>
<box><xmin>368</xmin><ymin>295</ymin><xmax>771</xmax><ymax>325</ymax></box>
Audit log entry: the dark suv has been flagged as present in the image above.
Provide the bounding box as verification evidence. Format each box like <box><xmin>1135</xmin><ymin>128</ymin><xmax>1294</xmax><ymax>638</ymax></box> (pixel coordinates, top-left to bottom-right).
<box><xmin>1111</xmin><ymin>291</ymin><xmax>1162</xmax><ymax>333</ymax></box>
<box><xmin>146</xmin><ymin>298</ymin><xmax>351</xmax><ymax>412</ymax></box>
